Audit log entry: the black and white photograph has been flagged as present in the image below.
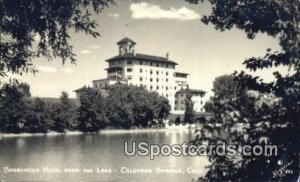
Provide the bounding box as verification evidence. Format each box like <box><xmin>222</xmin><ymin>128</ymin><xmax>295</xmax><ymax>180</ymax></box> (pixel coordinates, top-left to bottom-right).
<box><xmin>0</xmin><ymin>0</ymin><xmax>299</xmax><ymax>181</ymax></box>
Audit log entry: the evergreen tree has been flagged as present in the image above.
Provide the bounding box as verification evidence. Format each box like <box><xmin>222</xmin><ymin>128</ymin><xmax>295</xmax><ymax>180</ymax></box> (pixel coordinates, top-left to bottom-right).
<box><xmin>175</xmin><ymin>116</ymin><xmax>182</xmax><ymax>126</ymax></box>
<box><xmin>184</xmin><ymin>92</ymin><xmax>195</xmax><ymax>124</ymax></box>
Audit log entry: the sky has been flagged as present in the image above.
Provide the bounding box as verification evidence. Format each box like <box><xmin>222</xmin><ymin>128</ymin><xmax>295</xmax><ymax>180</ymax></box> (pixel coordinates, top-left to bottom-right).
<box><xmin>10</xmin><ymin>0</ymin><xmax>288</xmax><ymax>99</ymax></box>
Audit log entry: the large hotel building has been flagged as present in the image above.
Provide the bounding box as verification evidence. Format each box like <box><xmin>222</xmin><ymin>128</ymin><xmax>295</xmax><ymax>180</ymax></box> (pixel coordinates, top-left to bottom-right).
<box><xmin>76</xmin><ymin>38</ymin><xmax>206</xmax><ymax>113</ymax></box>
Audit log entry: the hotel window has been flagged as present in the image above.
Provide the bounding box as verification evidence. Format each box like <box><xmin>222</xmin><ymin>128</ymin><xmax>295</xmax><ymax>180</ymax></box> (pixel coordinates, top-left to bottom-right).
<box><xmin>150</xmin><ymin>86</ymin><xmax>153</xmax><ymax>90</ymax></box>
<box><xmin>140</xmin><ymin>77</ymin><xmax>143</xmax><ymax>82</ymax></box>
<box><xmin>140</xmin><ymin>61</ymin><xmax>143</xmax><ymax>65</ymax></box>
<box><xmin>150</xmin><ymin>78</ymin><xmax>153</xmax><ymax>82</ymax></box>
<box><xmin>156</xmin><ymin>63</ymin><xmax>159</xmax><ymax>67</ymax></box>
<box><xmin>166</xmin><ymin>87</ymin><xmax>168</xmax><ymax>91</ymax></box>
<box><xmin>175</xmin><ymin>86</ymin><xmax>177</xmax><ymax>90</ymax></box>
<box><xmin>156</xmin><ymin>70</ymin><xmax>159</xmax><ymax>75</ymax></box>
<box><xmin>157</xmin><ymin>86</ymin><xmax>159</xmax><ymax>90</ymax></box>
<box><xmin>150</xmin><ymin>70</ymin><xmax>153</xmax><ymax>74</ymax></box>
<box><xmin>127</xmin><ymin>68</ymin><xmax>132</xmax><ymax>72</ymax></box>
<box><xmin>166</xmin><ymin>72</ymin><xmax>168</xmax><ymax>76</ymax></box>
<box><xmin>166</xmin><ymin>78</ymin><xmax>168</xmax><ymax>82</ymax></box>
<box><xmin>127</xmin><ymin>60</ymin><xmax>132</xmax><ymax>64</ymax></box>
<box><xmin>150</xmin><ymin>62</ymin><xmax>153</xmax><ymax>66</ymax></box>
<box><xmin>166</xmin><ymin>94</ymin><xmax>168</xmax><ymax>97</ymax></box>
<box><xmin>156</xmin><ymin>78</ymin><xmax>159</xmax><ymax>82</ymax></box>
<box><xmin>140</xmin><ymin>68</ymin><xmax>142</xmax><ymax>73</ymax></box>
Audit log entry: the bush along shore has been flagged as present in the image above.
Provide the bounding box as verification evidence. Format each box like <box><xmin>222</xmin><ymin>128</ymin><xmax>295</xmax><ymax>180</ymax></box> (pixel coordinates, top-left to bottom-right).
<box><xmin>0</xmin><ymin>83</ymin><xmax>171</xmax><ymax>134</ymax></box>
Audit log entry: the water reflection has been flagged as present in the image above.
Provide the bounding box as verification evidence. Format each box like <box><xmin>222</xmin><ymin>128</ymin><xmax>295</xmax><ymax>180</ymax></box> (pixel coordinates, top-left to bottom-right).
<box><xmin>0</xmin><ymin>130</ymin><xmax>208</xmax><ymax>182</ymax></box>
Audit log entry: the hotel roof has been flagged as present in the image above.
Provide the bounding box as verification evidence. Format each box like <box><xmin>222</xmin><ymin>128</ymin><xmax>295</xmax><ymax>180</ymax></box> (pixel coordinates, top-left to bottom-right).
<box><xmin>106</xmin><ymin>53</ymin><xmax>178</xmax><ymax>65</ymax></box>
<box><xmin>175</xmin><ymin>72</ymin><xmax>189</xmax><ymax>75</ymax></box>
<box><xmin>117</xmin><ymin>37</ymin><xmax>136</xmax><ymax>45</ymax></box>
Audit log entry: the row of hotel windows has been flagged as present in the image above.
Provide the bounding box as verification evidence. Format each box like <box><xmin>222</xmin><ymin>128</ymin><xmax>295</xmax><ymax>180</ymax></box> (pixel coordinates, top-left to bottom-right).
<box><xmin>110</xmin><ymin>60</ymin><xmax>175</xmax><ymax>69</ymax></box>
<box><xmin>126</xmin><ymin>68</ymin><xmax>170</xmax><ymax>76</ymax></box>
<box><xmin>139</xmin><ymin>68</ymin><xmax>169</xmax><ymax>76</ymax></box>
<box><xmin>135</xmin><ymin>82</ymin><xmax>186</xmax><ymax>91</ymax></box>
<box><xmin>135</xmin><ymin>83</ymin><xmax>177</xmax><ymax>91</ymax></box>
<box><xmin>148</xmin><ymin>85</ymin><xmax>174</xmax><ymax>91</ymax></box>
<box><xmin>140</xmin><ymin>77</ymin><xmax>170</xmax><ymax>83</ymax></box>
<box><xmin>139</xmin><ymin>84</ymin><xmax>172</xmax><ymax>97</ymax></box>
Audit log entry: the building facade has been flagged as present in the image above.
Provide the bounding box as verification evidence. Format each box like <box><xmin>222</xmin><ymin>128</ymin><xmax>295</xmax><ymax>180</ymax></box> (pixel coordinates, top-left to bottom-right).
<box><xmin>78</xmin><ymin>37</ymin><xmax>206</xmax><ymax>113</ymax></box>
<box><xmin>175</xmin><ymin>89</ymin><xmax>206</xmax><ymax>112</ymax></box>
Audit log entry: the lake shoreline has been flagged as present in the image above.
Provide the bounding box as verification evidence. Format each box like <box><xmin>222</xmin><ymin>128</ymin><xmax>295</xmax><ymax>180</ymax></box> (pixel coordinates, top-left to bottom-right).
<box><xmin>0</xmin><ymin>125</ymin><xmax>198</xmax><ymax>138</ymax></box>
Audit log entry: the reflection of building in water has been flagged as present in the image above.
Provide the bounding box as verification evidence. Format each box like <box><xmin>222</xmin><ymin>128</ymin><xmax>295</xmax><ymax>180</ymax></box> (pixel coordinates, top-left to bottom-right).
<box><xmin>75</xmin><ymin>37</ymin><xmax>206</xmax><ymax>113</ymax></box>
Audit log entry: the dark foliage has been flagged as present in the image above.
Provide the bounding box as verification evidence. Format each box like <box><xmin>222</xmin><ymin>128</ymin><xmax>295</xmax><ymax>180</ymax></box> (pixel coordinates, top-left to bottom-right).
<box><xmin>0</xmin><ymin>0</ymin><xmax>115</xmax><ymax>77</ymax></box>
<box><xmin>175</xmin><ymin>116</ymin><xmax>182</xmax><ymax>126</ymax></box>
<box><xmin>77</xmin><ymin>87</ymin><xmax>109</xmax><ymax>132</ymax></box>
<box><xmin>186</xmin><ymin>0</ymin><xmax>300</xmax><ymax>181</ymax></box>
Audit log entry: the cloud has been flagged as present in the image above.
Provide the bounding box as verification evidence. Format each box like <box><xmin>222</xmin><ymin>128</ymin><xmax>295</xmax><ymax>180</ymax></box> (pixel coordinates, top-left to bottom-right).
<box><xmin>130</xmin><ymin>3</ymin><xmax>200</xmax><ymax>21</ymax></box>
<box><xmin>109</xmin><ymin>13</ymin><xmax>120</xmax><ymax>19</ymax></box>
<box><xmin>62</xmin><ymin>68</ymin><xmax>74</xmax><ymax>75</ymax></box>
<box><xmin>37</xmin><ymin>65</ymin><xmax>57</xmax><ymax>73</ymax></box>
<box><xmin>87</xmin><ymin>44</ymin><xmax>100</xmax><ymax>49</ymax></box>
<box><xmin>80</xmin><ymin>49</ymin><xmax>91</xmax><ymax>54</ymax></box>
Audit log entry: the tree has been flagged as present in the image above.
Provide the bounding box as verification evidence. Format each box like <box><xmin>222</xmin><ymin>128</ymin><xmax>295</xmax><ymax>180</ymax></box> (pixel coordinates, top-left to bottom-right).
<box><xmin>205</xmin><ymin>74</ymin><xmax>241</xmax><ymax>113</ymax></box>
<box><xmin>212</xmin><ymin>74</ymin><xmax>239</xmax><ymax>101</ymax></box>
<box><xmin>24</xmin><ymin>98</ymin><xmax>49</xmax><ymax>133</ymax></box>
<box><xmin>0</xmin><ymin>0</ymin><xmax>115</xmax><ymax>77</ymax></box>
<box><xmin>0</xmin><ymin>81</ymin><xmax>30</xmax><ymax>133</ymax></box>
<box><xmin>105</xmin><ymin>85</ymin><xmax>171</xmax><ymax>128</ymax></box>
<box><xmin>184</xmin><ymin>92</ymin><xmax>195</xmax><ymax>124</ymax></box>
<box><xmin>77</xmin><ymin>87</ymin><xmax>109</xmax><ymax>132</ymax></box>
<box><xmin>175</xmin><ymin>116</ymin><xmax>182</xmax><ymax>126</ymax></box>
<box><xmin>52</xmin><ymin>92</ymin><xmax>76</xmax><ymax>132</ymax></box>
<box><xmin>186</xmin><ymin>0</ymin><xmax>300</xmax><ymax>181</ymax></box>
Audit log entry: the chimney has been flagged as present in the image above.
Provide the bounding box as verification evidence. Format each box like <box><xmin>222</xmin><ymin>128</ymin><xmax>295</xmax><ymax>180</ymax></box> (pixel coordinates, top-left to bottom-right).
<box><xmin>166</xmin><ymin>52</ymin><xmax>169</xmax><ymax>60</ymax></box>
<box><xmin>132</xmin><ymin>49</ymin><xmax>136</xmax><ymax>56</ymax></box>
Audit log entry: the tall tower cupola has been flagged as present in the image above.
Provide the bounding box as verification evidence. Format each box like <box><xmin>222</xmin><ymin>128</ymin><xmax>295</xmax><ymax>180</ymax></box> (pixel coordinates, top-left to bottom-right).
<box><xmin>117</xmin><ymin>37</ymin><xmax>136</xmax><ymax>55</ymax></box>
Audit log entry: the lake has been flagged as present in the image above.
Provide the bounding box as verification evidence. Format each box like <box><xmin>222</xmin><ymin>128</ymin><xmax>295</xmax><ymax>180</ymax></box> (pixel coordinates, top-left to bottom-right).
<box><xmin>0</xmin><ymin>129</ymin><xmax>209</xmax><ymax>182</ymax></box>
